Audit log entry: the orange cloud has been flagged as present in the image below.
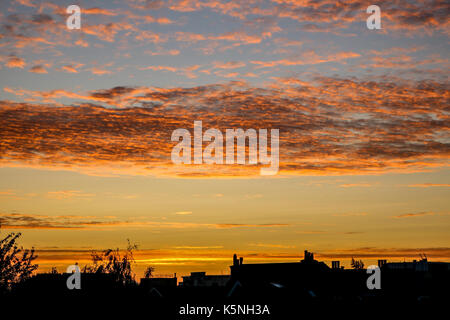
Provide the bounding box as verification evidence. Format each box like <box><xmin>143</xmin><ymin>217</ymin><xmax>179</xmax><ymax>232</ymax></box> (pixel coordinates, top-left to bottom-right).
<box><xmin>408</xmin><ymin>183</ymin><xmax>450</xmax><ymax>188</ymax></box>
<box><xmin>339</xmin><ymin>183</ymin><xmax>372</xmax><ymax>188</ymax></box>
<box><xmin>29</xmin><ymin>65</ymin><xmax>48</xmax><ymax>73</ymax></box>
<box><xmin>6</xmin><ymin>55</ymin><xmax>25</xmax><ymax>68</ymax></box>
<box><xmin>83</xmin><ymin>7</ymin><xmax>118</xmax><ymax>16</ymax></box>
<box><xmin>393</xmin><ymin>212</ymin><xmax>437</xmax><ymax>219</ymax></box>
<box><xmin>141</xmin><ymin>66</ymin><xmax>178</xmax><ymax>72</ymax></box>
<box><xmin>175</xmin><ymin>211</ymin><xmax>193</xmax><ymax>215</ymax></box>
<box><xmin>59</xmin><ymin>65</ymin><xmax>80</xmax><ymax>73</ymax></box>
<box><xmin>89</xmin><ymin>67</ymin><xmax>113</xmax><ymax>75</ymax></box>
<box><xmin>251</xmin><ymin>51</ymin><xmax>360</xmax><ymax>68</ymax></box>
<box><xmin>145</xmin><ymin>49</ymin><xmax>180</xmax><ymax>56</ymax></box>
<box><xmin>0</xmin><ymin>213</ymin><xmax>291</xmax><ymax>230</ymax></box>
<box><xmin>46</xmin><ymin>190</ymin><xmax>95</xmax><ymax>200</ymax></box>
<box><xmin>213</xmin><ymin>61</ymin><xmax>246</xmax><ymax>69</ymax></box>
<box><xmin>15</xmin><ymin>0</ymin><xmax>35</xmax><ymax>7</ymax></box>
<box><xmin>317</xmin><ymin>247</ymin><xmax>450</xmax><ymax>259</ymax></box>
<box><xmin>0</xmin><ymin>189</ymin><xmax>16</xmax><ymax>196</ymax></box>
<box><xmin>0</xmin><ymin>75</ymin><xmax>448</xmax><ymax>177</ymax></box>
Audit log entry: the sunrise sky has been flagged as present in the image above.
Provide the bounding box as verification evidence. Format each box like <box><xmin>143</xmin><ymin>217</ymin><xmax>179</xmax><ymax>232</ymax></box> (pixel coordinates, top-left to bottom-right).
<box><xmin>0</xmin><ymin>0</ymin><xmax>449</xmax><ymax>278</ymax></box>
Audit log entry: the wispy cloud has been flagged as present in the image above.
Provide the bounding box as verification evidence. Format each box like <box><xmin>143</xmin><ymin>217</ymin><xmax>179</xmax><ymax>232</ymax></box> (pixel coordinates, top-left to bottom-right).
<box><xmin>393</xmin><ymin>211</ymin><xmax>437</xmax><ymax>219</ymax></box>
<box><xmin>339</xmin><ymin>183</ymin><xmax>373</xmax><ymax>188</ymax></box>
<box><xmin>46</xmin><ymin>190</ymin><xmax>95</xmax><ymax>200</ymax></box>
<box><xmin>0</xmin><ymin>189</ymin><xmax>16</xmax><ymax>196</ymax></box>
<box><xmin>251</xmin><ymin>51</ymin><xmax>360</xmax><ymax>68</ymax></box>
<box><xmin>58</xmin><ymin>64</ymin><xmax>81</xmax><ymax>73</ymax></box>
<box><xmin>29</xmin><ymin>65</ymin><xmax>47</xmax><ymax>73</ymax></box>
<box><xmin>0</xmin><ymin>213</ymin><xmax>291</xmax><ymax>230</ymax></box>
<box><xmin>175</xmin><ymin>211</ymin><xmax>193</xmax><ymax>215</ymax></box>
<box><xmin>317</xmin><ymin>247</ymin><xmax>450</xmax><ymax>259</ymax></box>
<box><xmin>407</xmin><ymin>183</ymin><xmax>450</xmax><ymax>188</ymax></box>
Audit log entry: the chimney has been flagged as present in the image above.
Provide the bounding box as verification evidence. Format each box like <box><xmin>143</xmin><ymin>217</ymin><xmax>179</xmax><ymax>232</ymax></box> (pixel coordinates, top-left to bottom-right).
<box><xmin>304</xmin><ymin>250</ymin><xmax>314</xmax><ymax>262</ymax></box>
<box><xmin>332</xmin><ymin>261</ymin><xmax>340</xmax><ymax>269</ymax></box>
<box><xmin>378</xmin><ymin>259</ymin><xmax>387</xmax><ymax>268</ymax></box>
<box><xmin>233</xmin><ymin>254</ymin><xmax>238</xmax><ymax>266</ymax></box>
<box><xmin>239</xmin><ymin>257</ymin><xmax>243</xmax><ymax>265</ymax></box>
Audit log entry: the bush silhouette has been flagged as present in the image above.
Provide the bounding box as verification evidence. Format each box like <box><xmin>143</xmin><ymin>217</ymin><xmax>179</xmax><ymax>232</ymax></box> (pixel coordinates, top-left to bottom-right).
<box><xmin>83</xmin><ymin>239</ymin><xmax>138</xmax><ymax>286</ymax></box>
<box><xmin>0</xmin><ymin>229</ymin><xmax>38</xmax><ymax>292</ymax></box>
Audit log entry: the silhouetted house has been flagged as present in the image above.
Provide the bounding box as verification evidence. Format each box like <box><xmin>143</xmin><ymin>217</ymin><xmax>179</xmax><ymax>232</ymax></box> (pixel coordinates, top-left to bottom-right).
<box><xmin>378</xmin><ymin>257</ymin><xmax>450</xmax><ymax>299</ymax></box>
<box><xmin>140</xmin><ymin>274</ymin><xmax>177</xmax><ymax>289</ymax></box>
<box><xmin>228</xmin><ymin>250</ymin><xmax>369</xmax><ymax>300</ymax></box>
<box><xmin>230</xmin><ymin>250</ymin><xmax>330</xmax><ymax>283</ymax></box>
<box><xmin>139</xmin><ymin>274</ymin><xmax>177</xmax><ymax>298</ymax></box>
<box><xmin>382</xmin><ymin>258</ymin><xmax>450</xmax><ymax>272</ymax></box>
<box><xmin>181</xmin><ymin>272</ymin><xmax>230</xmax><ymax>287</ymax></box>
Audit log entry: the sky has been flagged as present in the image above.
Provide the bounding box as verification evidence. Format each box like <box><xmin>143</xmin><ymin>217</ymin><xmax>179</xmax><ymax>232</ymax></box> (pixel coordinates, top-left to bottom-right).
<box><xmin>0</xmin><ymin>0</ymin><xmax>449</xmax><ymax>278</ymax></box>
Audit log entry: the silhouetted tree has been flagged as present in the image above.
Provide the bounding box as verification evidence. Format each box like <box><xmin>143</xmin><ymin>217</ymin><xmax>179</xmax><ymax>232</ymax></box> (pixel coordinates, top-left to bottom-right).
<box><xmin>0</xmin><ymin>230</ymin><xmax>38</xmax><ymax>292</ymax></box>
<box><xmin>144</xmin><ymin>266</ymin><xmax>155</xmax><ymax>278</ymax></box>
<box><xmin>350</xmin><ymin>257</ymin><xmax>365</xmax><ymax>269</ymax></box>
<box><xmin>83</xmin><ymin>239</ymin><xmax>138</xmax><ymax>286</ymax></box>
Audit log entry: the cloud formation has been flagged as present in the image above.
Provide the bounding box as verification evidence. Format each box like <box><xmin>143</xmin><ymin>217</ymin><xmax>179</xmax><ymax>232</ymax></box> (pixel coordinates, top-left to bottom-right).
<box><xmin>0</xmin><ymin>213</ymin><xmax>291</xmax><ymax>229</ymax></box>
<box><xmin>317</xmin><ymin>247</ymin><xmax>450</xmax><ymax>259</ymax></box>
<box><xmin>408</xmin><ymin>183</ymin><xmax>450</xmax><ymax>188</ymax></box>
<box><xmin>1</xmin><ymin>75</ymin><xmax>448</xmax><ymax>177</ymax></box>
<box><xmin>393</xmin><ymin>211</ymin><xmax>437</xmax><ymax>219</ymax></box>
<box><xmin>6</xmin><ymin>55</ymin><xmax>25</xmax><ymax>68</ymax></box>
